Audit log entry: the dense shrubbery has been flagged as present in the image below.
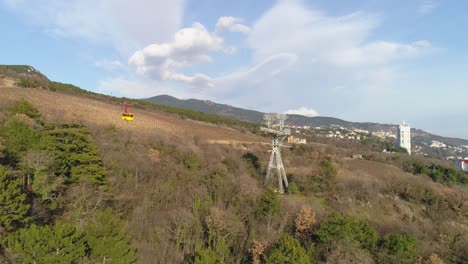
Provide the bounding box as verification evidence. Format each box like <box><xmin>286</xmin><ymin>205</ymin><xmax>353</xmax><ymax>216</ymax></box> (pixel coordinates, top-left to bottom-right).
<box><xmin>265</xmin><ymin>235</ymin><xmax>309</xmax><ymax>264</ymax></box>
<box><xmin>0</xmin><ymin>118</ymin><xmax>40</xmax><ymax>163</ymax></box>
<box><xmin>39</xmin><ymin>123</ymin><xmax>107</xmax><ymax>186</ymax></box>
<box><xmin>245</xmin><ymin>209</ymin><xmax>424</xmax><ymax>264</ymax></box>
<box><xmin>48</xmin><ymin>81</ymin><xmax>91</xmax><ymax>95</ymax></box>
<box><xmin>376</xmin><ymin>233</ymin><xmax>418</xmax><ymax>264</ymax></box>
<box><xmin>0</xmin><ymin>165</ymin><xmax>31</xmax><ymax>231</ymax></box>
<box><xmin>18</xmin><ymin>78</ymin><xmax>44</xmax><ymax>88</ymax></box>
<box><xmin>83</xmin><ymin>208</ymin><xmax>137</xmax><ymax>263</ymax></box>
<box><xmin>381</xmin><ymin>141</ymin><xmax>409</xmax><ymax>153</ymax></box>
<box><xmin>3</xmin><ymin>223</ymin><xmax>87</xmax><ymax>263</ymax></box>
<box><xmin>314</xmin><ymin>212</ymin><xmax>379</xmax><ymax>252</ymax></box>
<box><xmin>10</xmin><ymin>99</ymin><xmax>41</xmax><ymax>119</ymax></box>
<box><xmin>255</xmin><ymin>188</ymin><xmax>280</xmax><ymax>221</ymax></box>
<box><xmin>403</xmin><ymin>160</ymin><xmax>468</xmax><ymax>185</ymax></box>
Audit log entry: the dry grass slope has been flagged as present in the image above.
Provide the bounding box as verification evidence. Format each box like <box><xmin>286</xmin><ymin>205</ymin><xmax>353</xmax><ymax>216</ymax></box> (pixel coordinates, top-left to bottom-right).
<box><xmin>0</xmin><ymin>87</ymin><xmax>264</xmax><ymax>143</ymax></box>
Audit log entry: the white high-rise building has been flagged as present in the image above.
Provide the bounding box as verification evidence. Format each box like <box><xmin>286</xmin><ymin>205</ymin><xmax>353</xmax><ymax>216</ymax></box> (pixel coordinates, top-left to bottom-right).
<box><xmin>398</xmin><ymin>121</ymin><xmax>411</xmax><ymax>155</ymax></box>
<box><xmin>455</xmin><ymin>158</ymin><xmax>468</xmax><ymax>171</ymax></box>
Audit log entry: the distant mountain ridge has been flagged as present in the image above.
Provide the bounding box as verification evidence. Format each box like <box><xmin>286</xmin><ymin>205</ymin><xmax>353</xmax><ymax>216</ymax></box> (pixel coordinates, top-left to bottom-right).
<box><xmin>145</xmin><ymin>94</ymin><xmax>468</xmax><ymax>157</ymax></box>
<box><xmin>148</xmin><ymin>95</ymin><xmax>265</xmax><ymax>123</ymax></box>
<box><xmin>145</xmin><ymin>95</ymin><xmax>396</xmax><ymax>131</ymax></box>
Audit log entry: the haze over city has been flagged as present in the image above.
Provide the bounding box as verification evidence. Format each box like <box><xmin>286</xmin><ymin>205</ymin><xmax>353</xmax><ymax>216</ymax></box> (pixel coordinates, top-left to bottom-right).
<box><xmin>1</xmin><ymin>0</ymin><xmax>467</xmax><ymax>138</ymax></box>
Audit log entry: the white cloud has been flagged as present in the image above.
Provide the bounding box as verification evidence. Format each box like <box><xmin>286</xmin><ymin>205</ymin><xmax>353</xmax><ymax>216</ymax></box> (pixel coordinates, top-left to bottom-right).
<box><xmin>1</xmin><ymin>0</ymin><xmax>184</xmax><ymax>54</ymax></box>
<box><xmin>213</xmin><ymin>0</ymin><xmax>432</xmax><ymax>115</ymax></box>
<box><xmin>248</xmin><ymin>1</ymin><xmax>430</xmax><ymax>66</ymax></box>
<box><xmin>129</xmin><ymin>22</ymin><xmax>224</xmax><ymax>87</ymax></box>
<box><xmin>211</xmin><ymin>53</ymin><xmax>298</xmax><ymax>110</ymax></box>
<box><xmin>214</xmin><ymin>53</ymin><xmax>296</xmax><ymax>86</ymax></box>
<box><xmin>169</xmin><ymin>73</ymin><xmax>214</xmax><ymax>88</ymax></box>
<box><xmin>418</xmin><ymin>1</ymin><xmax>438</xmax><ymax>14</ymax></box>
<box><xmin>95</xmin><ymin>59</ymin><xmax>124</xmax><ymax>70</ymax></box>
<box><xmin>215</xmin><ymin>16</ymin><xmax>251</xmax><ymax>34</ymax></box>
<box><xmin>285</xmin><ymin>107</ymin><xmax>319</xmax><ymax>117</ymax></box>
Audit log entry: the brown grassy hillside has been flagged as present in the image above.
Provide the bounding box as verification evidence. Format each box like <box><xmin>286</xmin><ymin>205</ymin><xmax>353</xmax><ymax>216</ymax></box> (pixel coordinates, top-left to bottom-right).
<box><xmin>0</xmin><ymin>85</ymin><xmax>466</xmax><ymax>263</ymax></box>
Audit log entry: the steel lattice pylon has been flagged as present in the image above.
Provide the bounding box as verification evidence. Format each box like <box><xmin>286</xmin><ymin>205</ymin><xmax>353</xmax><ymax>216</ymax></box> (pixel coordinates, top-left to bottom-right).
<box><xmin>261</xmin><ymin>113</ymin><xmax>291</xmax><ymax>194</ymax></box>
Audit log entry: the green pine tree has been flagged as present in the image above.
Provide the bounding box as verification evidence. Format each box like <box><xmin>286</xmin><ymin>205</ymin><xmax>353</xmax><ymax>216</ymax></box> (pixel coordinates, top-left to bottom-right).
<box><xmin>377</xmin><ymin>233</ymin><xmax>418</xmax><ymax>264</ymax></box>
<box><xmin>31</xmin><ymin>169</ymin><xmax>65</xmax><ymax>210</ymax></box>
<box><xmin>84</xmin><ymin>208</ymin><xmax>137</xmax><ymax>264</ymax></box>
<box><xmin>0</xmin><ymin>165</ymin><xmax>30</xmax><ymax>231</ymax></box>
<box><xmin>0</xmin><ymin>119</ymin><xmax>40</xmax><ymax>163</ymax></box>
<box><xmin>265</xmin><ymin>235</ymin><xmax>310</xmax><ymax>264</ymax></box>
<box><xmin>193</xmin><ymin>246</ymin><xmax>225</xmax><ymax>264</ymax></box>
<box><xmin>39</xmin><ymin>124</ymin><xmax>107</xmax><ymax>187</ymax></box>
<box><xmin>10</xmin><ymin>99</ymin><xmax>41</xmax><ymax>119</ymax></box>
<box><xmin>314</xmin><ymin>212</ymin><xmax>379</xmax><ymax>251</ymax></box>
<box><xmin>3</xmin><ymin>222</ymin><xmax>87</xmax><ymax>263</ymax></box>
<box><xmin>254</xmin><ymin>188</ymin><xmax>280</xmax><ymax>221</ymax></box>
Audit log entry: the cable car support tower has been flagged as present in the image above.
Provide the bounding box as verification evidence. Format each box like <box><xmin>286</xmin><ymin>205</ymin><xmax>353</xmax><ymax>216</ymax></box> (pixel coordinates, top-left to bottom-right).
<box><xmin>261</xmin><ymin>113</ymin><xmax>291</xmax><ymax>194</ymax></box>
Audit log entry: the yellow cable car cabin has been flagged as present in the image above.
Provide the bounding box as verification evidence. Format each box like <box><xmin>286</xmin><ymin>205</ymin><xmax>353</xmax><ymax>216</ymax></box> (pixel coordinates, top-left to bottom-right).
<box><xmin>122</xmin><ymin>103</ymin><xmax>134</xmax><ymax>121</ymax></box>
<box><xmin>122</xmin><ymin>112</ymin><xmax>134</xmax><ymax>121</ymax></box>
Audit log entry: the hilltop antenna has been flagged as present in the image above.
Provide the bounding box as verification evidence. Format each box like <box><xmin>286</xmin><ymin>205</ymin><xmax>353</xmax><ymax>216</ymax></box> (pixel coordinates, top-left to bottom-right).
<box><xmin>261</xmin><ymin>113</ymin><xmax>291</xmax><ymax>194</ymax></box>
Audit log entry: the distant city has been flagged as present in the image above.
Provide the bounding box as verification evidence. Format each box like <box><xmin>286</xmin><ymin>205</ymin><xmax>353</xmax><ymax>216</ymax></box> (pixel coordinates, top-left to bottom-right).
<box><xmin>286</xmin><ymin>121</ymin><xmax>468</xmax><ymax>172</ymax></box>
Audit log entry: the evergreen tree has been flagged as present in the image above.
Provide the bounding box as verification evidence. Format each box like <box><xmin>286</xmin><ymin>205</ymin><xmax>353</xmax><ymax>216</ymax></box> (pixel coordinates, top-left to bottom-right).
<box><xmin>39</xmin><ymin>124</ymin><xmax>107</xmax><ymax>186</ymax></box>
<box><xmin>255</xmin><ymin>188</ymin><xmax>280</xmax><ymax>220</ymax></box>
<box><xmin>314</xmin><ymin>212</ymin><xmax>379</xmax><ymax>251</ymax></box>
<box><xmin>0</xmin><ymin>119</ymin><xmax>40</xmax><ymax>163</ymax></box>
<box><xmin>192</xmin><ymin>246</ymin><xmax>225</xmax><ymax>264</ymax></box>
<box><xmin>3</xmin><ymin>222</ymin><xmax>87</xmax><ymax>263</ymax></box>
<box><xmin>10</xmin><ymin>99</ymin><xmax>41</xmax><ymax>119</ymax></box>
<box><xmin>31</xmin><ymin>169</ymin><xmax>64</xmax><ymax>210</ymax></box>
<box><xmin>0</xmin><ymin>165</ymin><xmax>30</xmax><ymax>231</ymax></box>
<box><xmin>265</xmin><ymin>235</ymin><xmax>310</xmax><ymax>264</ymax></box>
<box><xmin>84</xmin><ymin>208</ymin><xmax>137</xmax><ymax>264</ymax></box>
<box><xmin>376</xmin><ymin>233</ymin><xmax>418</xmax><ymax>264</ymax></box>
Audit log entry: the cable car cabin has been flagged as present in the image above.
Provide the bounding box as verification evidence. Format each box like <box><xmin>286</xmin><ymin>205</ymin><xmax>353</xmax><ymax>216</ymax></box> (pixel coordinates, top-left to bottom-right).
<box><xmin>122</xmin><ymin>112</ymin><xmax>134</xmax><ymax>121</ymax></box>
<box><xmin>122</xmin><ymin>103</ymin><xmax>134</xmax><ymax>121</ymax></box>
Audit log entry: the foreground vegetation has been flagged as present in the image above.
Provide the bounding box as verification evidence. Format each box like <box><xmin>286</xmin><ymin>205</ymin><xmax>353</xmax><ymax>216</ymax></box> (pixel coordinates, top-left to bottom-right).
<box><xmin>0</xmin><ymin>100</ymin><xmax>135</xmax><ymax>263</ymax></box>
<box><xmin>0</xmin><ymin>99</ymin><xmax>466</xmax><ymax>262</ymax></box>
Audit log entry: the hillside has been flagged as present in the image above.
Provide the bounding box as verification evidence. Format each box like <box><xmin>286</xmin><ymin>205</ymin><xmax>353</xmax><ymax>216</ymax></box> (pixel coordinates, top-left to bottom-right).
<box><xmin>0</xmin><ymin>67</ymin><xmax>467</xmax><ymax>263</ymax></box>
<box><xmin>146</xmin><ymin>95</ymin><xmax>468</xmax><ymax>158</ymax></box>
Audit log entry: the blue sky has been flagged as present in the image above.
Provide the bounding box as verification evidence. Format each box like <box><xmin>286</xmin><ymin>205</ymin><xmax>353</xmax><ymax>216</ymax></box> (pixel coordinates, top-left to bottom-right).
<box><xmin>1</xmin><ymin>0</ymin><xmax>467</xmax><ymax>139</ymax></box>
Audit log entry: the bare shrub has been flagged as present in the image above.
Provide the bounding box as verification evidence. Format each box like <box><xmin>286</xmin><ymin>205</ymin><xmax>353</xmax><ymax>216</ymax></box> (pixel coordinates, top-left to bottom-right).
<box><xmin>294</xmin><ymin>206</ymin><xmax>317</xmax><ymax>244</ymax></box>
<box><xmin>147</xmin><ymin>148</ymin><xmax>161</xmax><ymax>163</ymax></box>
<box><xmin>14</xmin><ymin>113</ymin><xmax>35</xmax><ymax>127</ymax></box>
<box><xmin>248</xmin><ymin>240</ymin><xmax>268</xmax><ymax>264</ymax></box>
<box><xmin>423</xmin><ymin>254</ymin><xmax>445</xmax><ymax>264</ymax></box>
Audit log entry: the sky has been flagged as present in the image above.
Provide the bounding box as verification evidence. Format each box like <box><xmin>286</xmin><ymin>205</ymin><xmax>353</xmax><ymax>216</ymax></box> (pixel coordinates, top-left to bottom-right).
<box><xmin>1</xmin><ymin>0</ymin><xmax>467</xmax><ymax>139</ymax></box>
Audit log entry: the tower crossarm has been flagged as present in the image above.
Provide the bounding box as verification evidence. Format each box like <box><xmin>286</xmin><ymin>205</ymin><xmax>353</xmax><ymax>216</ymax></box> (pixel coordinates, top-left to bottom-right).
<box><xmin>260</xmin><ymin>127</ymin><xmax>291</xmax><ymax>136</ymax></box>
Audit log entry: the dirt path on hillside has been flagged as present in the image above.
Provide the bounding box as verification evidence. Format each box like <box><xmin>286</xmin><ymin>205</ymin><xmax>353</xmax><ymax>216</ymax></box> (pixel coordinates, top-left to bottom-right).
<box><xmin>0</xmin><ymin>87</ymin><xmax>267</xmax><ymax>144</ymax></box>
